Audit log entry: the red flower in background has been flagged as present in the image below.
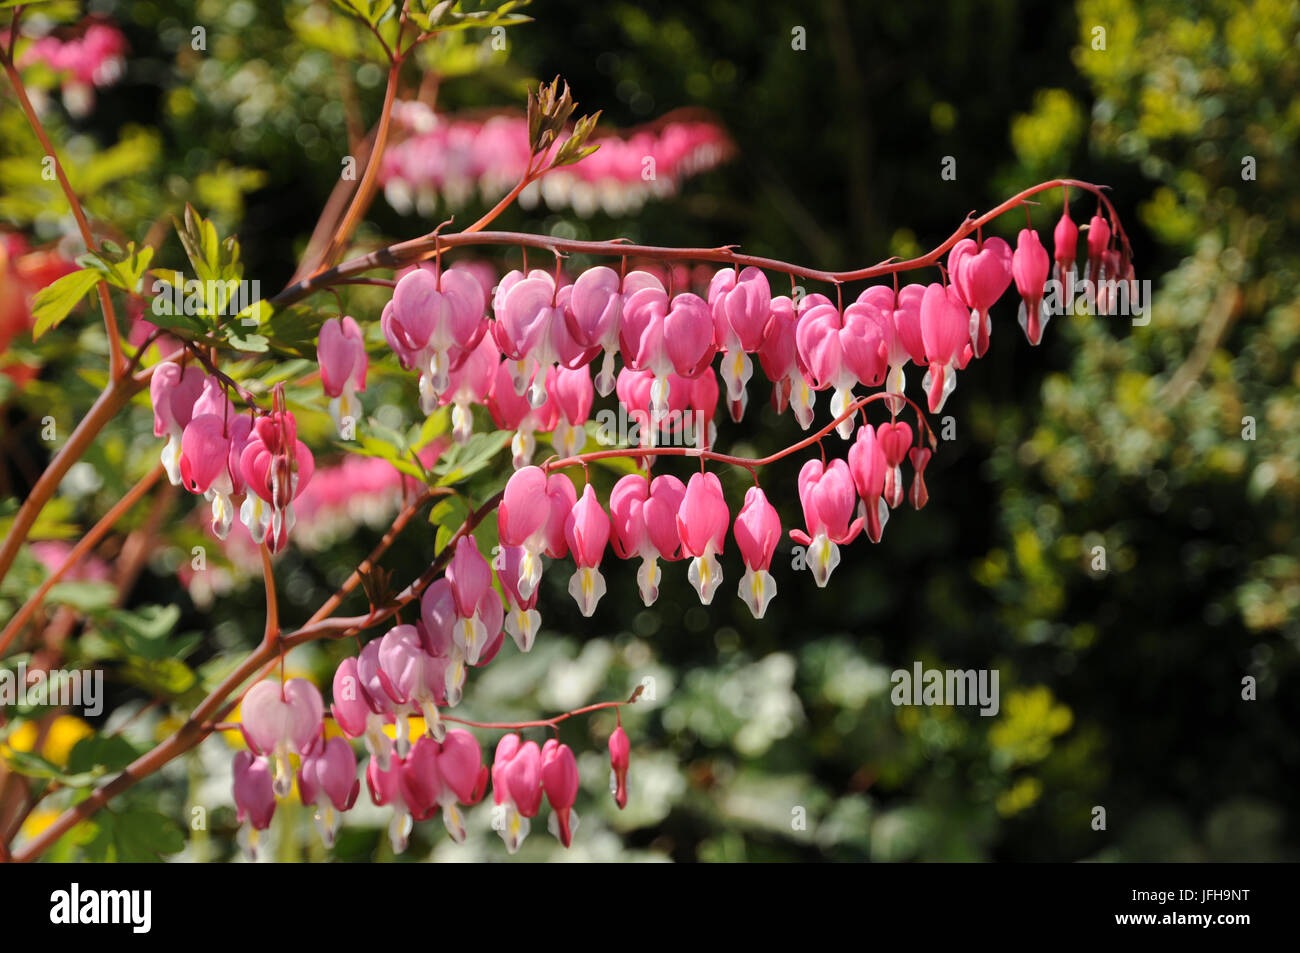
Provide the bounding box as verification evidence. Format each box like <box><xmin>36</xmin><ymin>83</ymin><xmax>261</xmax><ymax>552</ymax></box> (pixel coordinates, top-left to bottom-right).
<box><xmin>0</xmin><ymin>233</ymin><xmax>77</xmax><ymax>386</ymax></box>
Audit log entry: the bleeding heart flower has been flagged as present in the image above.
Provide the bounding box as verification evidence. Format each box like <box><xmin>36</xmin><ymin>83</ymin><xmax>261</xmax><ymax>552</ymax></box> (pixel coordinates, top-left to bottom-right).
<box><xmin>708</xmin><ymin>266</ymin><xmax>773</xmax><ymax>407</ymax></box>
<box><xmin>240</xmin><ymin>678</ymin><xmax>324</xmax><ymax>797</ymax></box>
<box><xmin>318</xmin><ymin>315</ymin><xmax>368</xmax><ymax>437</ymax></box>
<box><xmin>492</xmin><ymin>735</ymin><xmax>543</xmax><ymax>853</ymax></box>
<box><xmin>949</xmin><ymin>236</ymin><xmax>1012</xmax><ymax>358</ymax></box>
<box><xmin>733</xmin><ymin>486</ymin><xmax>781</xmax><ymax>619</ymax></box>
<box><xmin>1053</xmin><ymin>210</ymin><xmax>1078</xmax><ymax>281</ymax></box>
<box><xmin>486</xmin><ymin>357</ymin><xmax>559</xmax><ymax>467</ymax></box>
<box><xmin>297</xmin><ymin>735</ymin><xmax>359</xmax><ymax>847</ymax></box>
<box><xmin>232</xmin><ymin>751</ymin><xmax>276</xmax><ymax>859</ymax></box>
<box><xmin>758</xmin><ymin>294</ymin><xmax>815</xmax><ymax>428</ymax></box>
<box><xmin>790</xmin><ymin>458</ymin><xmax>862</xmax><ymax>586</ymax></box>
<box><xmin>547</xmin><ymin>364</ymin><xmax>594</xmax><ymax>458</ymax></box>
<box><xmin>498</xmin><ymin>466</ymin><xmax>576</xmax><ymax>601</ymax></box>
<box><xmin>677</xmin><ymin>471</ymin><xmax>729</xmax><ymax>604</ymax></box>
<box><xmin>919</xmin><ymin>282</ymin><xmax>973</xmax><ymax>414</ymax></box>
<box><xmin>150</xmin><ymin>361</ymin><xmax>205</xmax><ymax>485</ymax></box>
<box><xmin>565</xmin><ymin>265</ymin><xmax>624</xmax><ymax>396</ymax></box>
<box><xmin>619</xmin><ymin>282</ymin><xmax>716</xmax><ymax>416</ymax></box>
<box><xmin>610</xmin><ymin>472</ymin><xmax>686</xmax><ymax>606</ymax></box>
<box><xmin>564</xmin><ymin>483</ymin><xmax>611</xmax><ymax>617</ymax></box>
<box><xmin>541</xmin><ymin>739</ymin><xmax>580</xmax><ymax>847</ymax></box>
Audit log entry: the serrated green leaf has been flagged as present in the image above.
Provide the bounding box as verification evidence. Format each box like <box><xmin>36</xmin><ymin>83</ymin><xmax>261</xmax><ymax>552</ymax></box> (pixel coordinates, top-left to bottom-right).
<box><xmin>433</xmin><ymin>430</ymin><xmax>510</xmax><ymax>485</ymax></box>
<box><xmin>30</xmin><ymin>269</ymin><xmax>102</xmax><ymax>339</ymax></box>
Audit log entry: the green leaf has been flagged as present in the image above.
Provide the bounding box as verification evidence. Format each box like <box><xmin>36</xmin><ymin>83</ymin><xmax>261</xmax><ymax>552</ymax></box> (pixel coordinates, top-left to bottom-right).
<box><xmin>43</xmin><ymin>581</ymin><xmax>118</xmax><ymax>613</ymax></box>
<box><xmin>2</xmin><ymin>749</ymin><xmax>101</xmax><ymax>788</ymax></box>
<box><xmin>433</xmin><ymin>430</ymin><xmax>510</xmax><ymax>485</ymax></box>
<box><xmin>431</xmin><ymin>496</ymin><xmax>469</xmax><ymax>551</ymax></box>
<box><xmin>67</xmin><ymin>735</ymin><xmax>141</xmax><ymax>776</ymax></box>
<box><xmin>174</xmin><ymin>204</ymin><xmax>242</xmax><ymax>286</ymax></box>
<box><xmin>78</xmin><ymin>241</ymin><xmax>155</xmax><ymax>294</ymax></box>
<box><xmin>121</xmin><ymin>657</ymin><xmax>197</xmax><ymax>696</ymax></box>
<box><xmin>226</xmin><ymin>327</ymin><xmax>269</xmax><ymax>352</ymax></box>
<box><xmin>30</xmin><ymin>269</ymin><xmax>102</xmax><ymax>339</ymax></box>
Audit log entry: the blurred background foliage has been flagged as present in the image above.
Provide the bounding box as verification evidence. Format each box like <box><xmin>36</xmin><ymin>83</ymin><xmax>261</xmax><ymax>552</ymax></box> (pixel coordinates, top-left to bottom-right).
<box><xmin>2</xmin><ymin>0</ymin><xmax>1297</xmax><ymax>861</ymax></box>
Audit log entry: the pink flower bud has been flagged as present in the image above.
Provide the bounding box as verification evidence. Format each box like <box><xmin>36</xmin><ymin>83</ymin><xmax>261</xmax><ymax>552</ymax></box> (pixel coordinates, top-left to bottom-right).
<box><xmin>609</xmin><ymin>726</ymin><xmax>630</xmax><ymax>809</ymax></box>
<box><xmin>1054</xmin><ymin>211</ymin><xmax>1078</xmax><ymax>273</ymax></box>
<box><xmin>318</xmin><ymin>315</ymin><xmax>368</xmax><ymax>398</ymax></box>
<box><xmin>1086</xmin><ymin>213</ymin><xmax>1111</xmax><ymax>267</ymax></box>
<box><xmin>541</xmin><ymin>739</ymin><xmax>580</xmax><ymax>847</ymax></box>
<box><xmin>908</xmin><ymin>447</ymin><xmax>932</xmax><ymax>510</ymax></box>
<box><xmin>1012</xmin><ymin>228</ymin><xmax>1052</xmax><ymax>346</ymax></box>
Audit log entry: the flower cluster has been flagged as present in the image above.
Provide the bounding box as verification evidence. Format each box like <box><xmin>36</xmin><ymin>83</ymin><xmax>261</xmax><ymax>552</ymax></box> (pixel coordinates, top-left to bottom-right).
<box><xmin>149</xmin><ymin>369</ymin><xmax>314</xmax><ymax>551</ymax></box>
<box><xmin>233</xmin><ymin>661</ymin><xmax>632</xmax><ymax>856</ymax></box>
<box><xmin>380</xmin><ymin>103</ymin><xmax>733</xmax><ymax>218</ymax></box>
<box><xmin>18</xmin><ymin>21</ymin><xmax>127</xmax><ymax>118</ymax></box>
